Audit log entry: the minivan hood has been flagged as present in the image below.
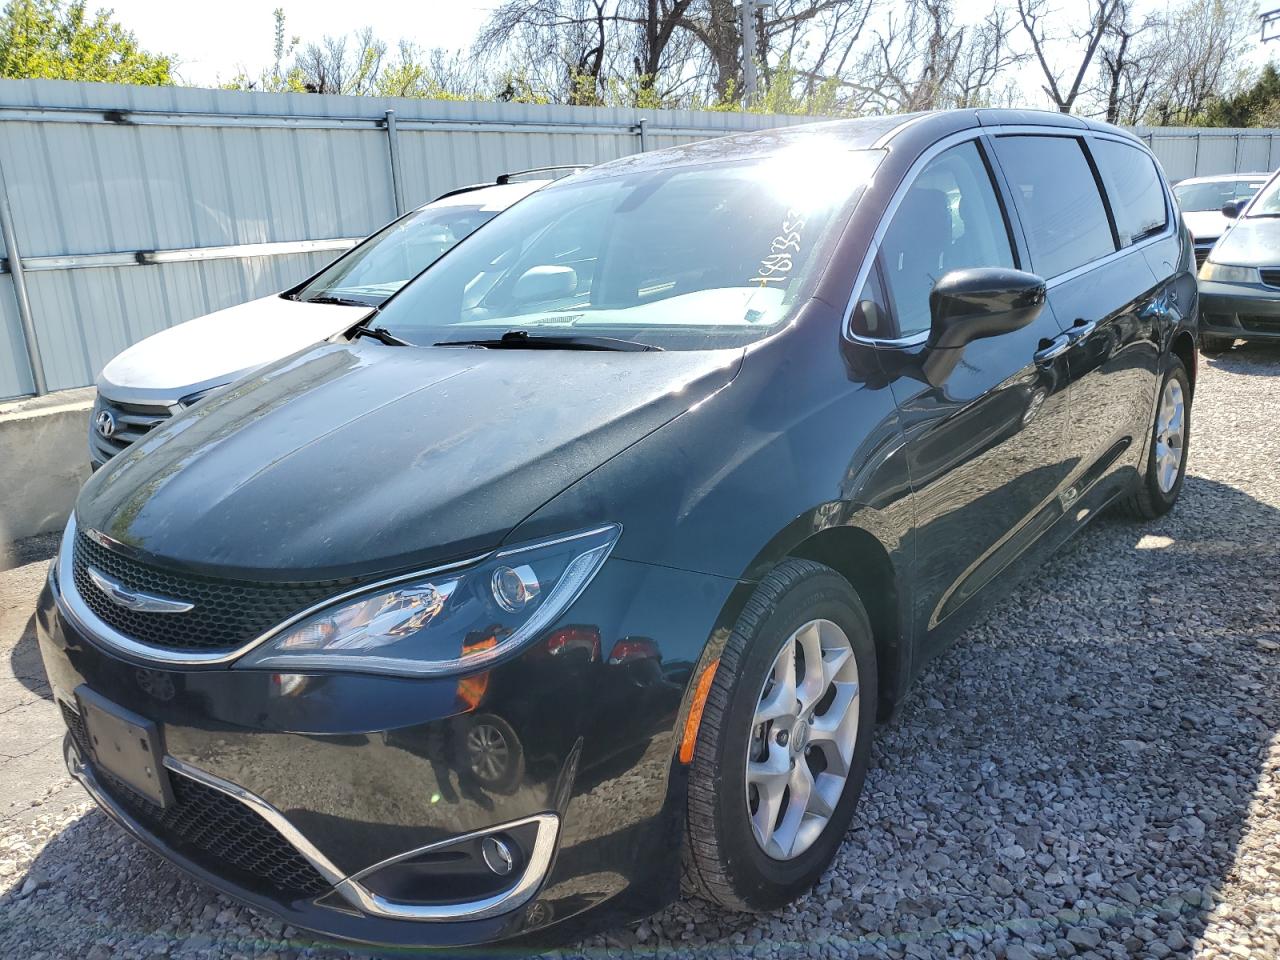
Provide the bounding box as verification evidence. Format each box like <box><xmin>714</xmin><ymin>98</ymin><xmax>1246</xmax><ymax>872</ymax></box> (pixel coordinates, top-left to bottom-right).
<box><xmin>1210</xmin><ymin>216</ymin><xmax>1280</xmax><ymax>268</ymax></box>
<box><xmin>76</xmin><ymin>340</ymin><xmax>743</xmax><ymax>580</ymax></box>
<box><xmin>98</xmin><ymin>295</ymin><xmax>370</xmax><ymax>403</ymax></box>
<box><xmin>1181</xmin><ymin>209</ymin><xmax>1228</xmax><ymax>244</ymax></box>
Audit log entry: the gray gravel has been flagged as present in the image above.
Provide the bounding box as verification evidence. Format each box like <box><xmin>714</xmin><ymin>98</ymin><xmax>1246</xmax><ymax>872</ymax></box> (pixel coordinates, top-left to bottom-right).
<box><xmin>3</xmin><ymin>346</ymin><xmax>1279</xmax><ymax>959</ymax></box>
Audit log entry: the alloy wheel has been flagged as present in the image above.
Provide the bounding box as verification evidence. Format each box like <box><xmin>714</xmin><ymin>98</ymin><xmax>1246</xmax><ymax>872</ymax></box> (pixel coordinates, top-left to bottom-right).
<box><xmin>745</xmin><ymin>618</ymin><xmax>860</xmax><ymax>860</ymax></box>
<box><xmin>1154</xmin><ymin>377</ymin><xmax>1186</xmax><ymax>494</ymax></box>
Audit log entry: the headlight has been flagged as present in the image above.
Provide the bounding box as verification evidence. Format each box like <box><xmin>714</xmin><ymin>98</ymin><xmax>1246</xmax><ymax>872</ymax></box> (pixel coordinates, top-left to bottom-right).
<box><xmin>236</xmin><ymin>525</ymin><xmax>620</xmax><ymax>677</ymax></box>
<box><xmin>1198</xmin><ymin>262</ymin><xmax>1260</xmax><ymax>284</ymax></box>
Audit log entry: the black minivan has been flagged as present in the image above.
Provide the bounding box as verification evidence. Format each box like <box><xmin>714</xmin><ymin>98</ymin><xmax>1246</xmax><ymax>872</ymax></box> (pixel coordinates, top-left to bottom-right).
<box><xmin>37</xmin><ymin>109</ymin><xmax>1198</xmax><ymax>948</ymax></box>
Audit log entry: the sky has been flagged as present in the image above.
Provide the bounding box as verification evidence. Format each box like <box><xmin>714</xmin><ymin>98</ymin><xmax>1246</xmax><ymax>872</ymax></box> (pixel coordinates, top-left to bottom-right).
<box><xmin>111</xmin><ymin>0</ymin><xmax>1273</xmax><ymax>101</ymax></box>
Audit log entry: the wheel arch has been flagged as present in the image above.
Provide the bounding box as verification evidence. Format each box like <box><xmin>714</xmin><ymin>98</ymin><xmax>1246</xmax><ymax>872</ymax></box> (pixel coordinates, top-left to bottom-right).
<box><xmin>786</xmin><ymin>525</ymin><xmax>905</xmax><ymax>720</ymax></box>
<box><xmin>1171</xmin><ymin>328</ymin><xmax>1197</xmax><ymax>398</ymax></box>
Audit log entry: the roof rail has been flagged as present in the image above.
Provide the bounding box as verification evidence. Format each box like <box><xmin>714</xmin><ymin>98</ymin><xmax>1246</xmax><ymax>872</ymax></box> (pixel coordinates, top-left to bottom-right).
<box><xmin>427</xmin><ymin>165</ymin><xmax>589</xmax><ymax>205</ymax></box>
<box><xmin>495</xmin><ymin>165</ymin><xmax>589</xmax><ymax>185</ymax></box>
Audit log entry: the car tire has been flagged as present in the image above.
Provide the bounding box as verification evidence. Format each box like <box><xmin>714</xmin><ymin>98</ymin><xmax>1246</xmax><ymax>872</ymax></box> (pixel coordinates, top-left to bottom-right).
<box><xmin>1117</xmin><ymin>357</ymin><xmax>1191</xmax><ymax>521</ymax></box>
<box><xmin>1201</xmin><ymin>334</ymin><xmax>1234</xmax><ymax>355</ymax></box>
<box><xmin>682</xmin><ymin>558</ymin><xmax>877</xmax><ymax>912</ymax></box>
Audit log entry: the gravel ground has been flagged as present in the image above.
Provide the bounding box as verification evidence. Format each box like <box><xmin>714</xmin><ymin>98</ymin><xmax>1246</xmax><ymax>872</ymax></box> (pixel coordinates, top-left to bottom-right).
<box><xmin>2</xmin><ymin>346</ymin><xmax>1278</xmax><ymax>960</ymax></box>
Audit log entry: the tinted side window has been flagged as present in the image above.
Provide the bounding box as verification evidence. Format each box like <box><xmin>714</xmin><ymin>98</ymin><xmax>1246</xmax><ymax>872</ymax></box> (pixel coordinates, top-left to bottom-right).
<box><xmin>994</xmin><ymin>135</ymin><xmax>1115</xmax><ymax>277</ymax></box>
<box><xmin>879</xmin><ymin>140</ymin><xmax>1016</xmax><ymax>338</ymax></box>
<box><xmin>1091</xmin><ymin>139</ymin><xmax>1167</xmax><ymax>246</ymax></box>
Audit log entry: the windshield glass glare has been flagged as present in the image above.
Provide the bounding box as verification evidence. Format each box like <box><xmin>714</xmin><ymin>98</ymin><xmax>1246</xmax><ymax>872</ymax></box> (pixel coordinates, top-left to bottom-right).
<box><xmin>293</xmin><ymin>200</ymin><xmax>507</xmax><ymax>307</ymax></box>
<box><xmin>372</xmin><ymin>147</ymin><xmax>883</xmax><ymax>351</ymax></box>
<box><xmin>1174</xmin><ymin>178</ymin><xmax>1266</xmax><ymax>213</ymax></box>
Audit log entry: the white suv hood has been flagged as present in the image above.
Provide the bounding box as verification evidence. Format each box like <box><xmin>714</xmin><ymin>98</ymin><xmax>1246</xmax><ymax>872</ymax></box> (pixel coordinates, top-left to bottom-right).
<box><xmin>98</xmin><ymin>294</ymin><xmax>370</xmax><ymax>404</ymax></box>
<box><xmin>1181</xmin><ymin>209</ymin><xmax>1229</xmax><ymax>244</ymax></box>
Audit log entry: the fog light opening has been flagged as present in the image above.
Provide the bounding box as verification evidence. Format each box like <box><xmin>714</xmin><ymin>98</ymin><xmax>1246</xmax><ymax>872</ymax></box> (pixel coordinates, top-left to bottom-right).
<box><xmin>482</xmin><ymin>835</ymin><xmax>516</xmax><ymax>876</ymax></box>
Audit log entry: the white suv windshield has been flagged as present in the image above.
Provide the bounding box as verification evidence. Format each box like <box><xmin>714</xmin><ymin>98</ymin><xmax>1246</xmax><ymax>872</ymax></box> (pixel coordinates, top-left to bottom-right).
<box><xmin>373</xmin><ymin>147</ymin><xmax>882</xmax><ymax>351</ymax></box>
<box><xmin>1174</xmin><ymin>178</ymin><xmax>1265</xmax><ymax>213</ymax></box>
<box><xmin>291</xmin><ymin>200</ymin><xmax>506</xmax><ymax>307</ymax></box>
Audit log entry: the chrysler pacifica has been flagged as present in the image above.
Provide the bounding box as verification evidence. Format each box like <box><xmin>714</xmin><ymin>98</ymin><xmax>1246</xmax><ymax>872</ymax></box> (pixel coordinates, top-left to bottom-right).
<box><xmin>37</xmin><ymin>109</ymin><xmax>1198</xmax><ymax>948</ymax></box>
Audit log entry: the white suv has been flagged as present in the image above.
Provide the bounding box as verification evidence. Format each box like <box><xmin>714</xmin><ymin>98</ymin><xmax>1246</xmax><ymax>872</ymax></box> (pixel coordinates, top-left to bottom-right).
<box><xmin>89</xmin><ymin>170</ymin><xmax>576</xmax><ymax>467</ymax></box>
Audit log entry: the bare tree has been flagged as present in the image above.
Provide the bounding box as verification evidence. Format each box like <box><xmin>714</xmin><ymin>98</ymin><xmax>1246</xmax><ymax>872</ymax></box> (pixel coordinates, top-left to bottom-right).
<box><xmin>293</xmin><ymin>28</ymin><xmax>386</xmax><ymax>95</ymax></box>
<box><xmin>843</xmin><ymin>0</ymin><xmax>1020</xmax><ymax>113</ymax></box>
<box><xmin>1016</xmin><ymin>0</ymin><xmax>1121</xmax><ymax>113</ymax></box>
<box><xmin>1090</xmin><ymin>0</ymin><xmax>1160</xmax><ymax>124</ymax></box>
<box><xmin>1145</xmin><ymin>0</ymin><xmax>1258</xmax><ymax>124</ymax></box>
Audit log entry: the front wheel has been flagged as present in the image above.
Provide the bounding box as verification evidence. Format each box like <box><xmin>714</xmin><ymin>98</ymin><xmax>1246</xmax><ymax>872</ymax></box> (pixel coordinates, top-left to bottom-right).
<box><xmin>1117</xmin><ymin>357</ymin><xmax>1190</xmax><ymax>520</ymax></box>
<box><xmin>683</xmin><ymin>559</ymin><xmax>877</xmax><ymax>912</ymax></box>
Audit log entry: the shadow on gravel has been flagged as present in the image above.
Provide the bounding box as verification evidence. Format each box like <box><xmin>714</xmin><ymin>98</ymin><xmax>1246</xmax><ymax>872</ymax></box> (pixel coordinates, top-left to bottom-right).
<box><xmin>1202</xmin><ymin>340</ymin><xmax>1280</xmax><ymax>376</ymax></box>
<box><xmin>6</xmin><ymin>477</ymin><xmax>1278</xmax><ymax>960</ymax></box>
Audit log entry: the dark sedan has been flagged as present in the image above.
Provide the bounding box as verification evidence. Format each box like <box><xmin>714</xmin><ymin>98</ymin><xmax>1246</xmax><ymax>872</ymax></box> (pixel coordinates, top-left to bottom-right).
<box><xmin>35</xmin><ymin>109</ymin><xmax>1198</xmax><ymax>949</ymax></box>
<box><xmin>1199</xmin><ymin>169</ymin><xmax>1280</xmax><ymax>352</ymax></box>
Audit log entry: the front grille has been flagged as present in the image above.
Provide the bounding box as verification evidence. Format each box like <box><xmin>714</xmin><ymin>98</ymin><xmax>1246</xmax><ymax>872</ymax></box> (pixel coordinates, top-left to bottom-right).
<box><xmin>1260</xmin><ymin>269</ymin><xmax>1280</xmax><ymax>288</ymax></box>
<box><xmin>61</xmin><ymin>701</ymin><xmax>332</xmax><ymax>899</ymax></box>
<box><xmin>1194</xmin><ymin>248</ymin><xmax>1211</xmax><ymax>268</ymax></box>
<box><xmin>90</xmin><ymin>395</ymin><xmax>174</xmax><ymax>463</ymax></box>
<box><xmin>71</xmin><ymin>532</ymin><xmax>355</xmax><ymax>653</ymax></box>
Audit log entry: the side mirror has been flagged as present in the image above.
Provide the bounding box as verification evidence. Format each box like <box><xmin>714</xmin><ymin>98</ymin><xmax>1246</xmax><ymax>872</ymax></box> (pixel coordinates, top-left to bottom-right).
<box><xmin>921</xmin><ymin>267</ymin><xmax>1047</xmax><ymax>387</ymax></box>
<box><xmin>1221</xmin><ymin>200</ymin><xmax>1243</xmax><ymax>219</ymax></box>
<box><xmin>512</xmin><ymin>265</ymin><xmax>577</xmax><ymax>305</ymax></box>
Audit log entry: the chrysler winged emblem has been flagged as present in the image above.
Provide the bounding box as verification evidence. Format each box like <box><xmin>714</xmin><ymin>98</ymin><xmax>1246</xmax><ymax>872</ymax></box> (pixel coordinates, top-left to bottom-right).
<box><xmin>85</xmin><ymin>566</ymin><xmax>194</xmax><ymax>614</ymax></box>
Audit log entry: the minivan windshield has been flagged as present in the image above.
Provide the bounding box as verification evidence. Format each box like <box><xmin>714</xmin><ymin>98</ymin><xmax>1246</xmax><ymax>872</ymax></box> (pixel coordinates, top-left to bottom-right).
<box><xmin>1174</xmin><ymin>178</ymin><xmax>1266</xmax><ymax>213</ymax></box>
<box><xmin>289</xmin><ymin>193</ymin><xmax>521</xmax><ymax>308</ymax></box>
<box><xmin>372</xmin><ymin>146</ymin><xmax>882</xmax><ymax>351</ymax></box>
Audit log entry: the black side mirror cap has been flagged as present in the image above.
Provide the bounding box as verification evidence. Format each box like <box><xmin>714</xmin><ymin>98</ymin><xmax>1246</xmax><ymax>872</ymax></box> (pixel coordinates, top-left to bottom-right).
<box><xmin>922</xmin><ymin>267</ymin><xmax>1047</xmax><ymax>387</ymax></box>
<box><xmin>1221</xmin><ymin>200</ymin><xmax>1243</xmax><ymax>219</ymax></box>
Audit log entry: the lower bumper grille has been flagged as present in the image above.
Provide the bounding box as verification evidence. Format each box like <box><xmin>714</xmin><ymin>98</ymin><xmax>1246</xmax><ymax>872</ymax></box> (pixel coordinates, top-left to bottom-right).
<box><xmin>61</xmin><ymin>702</ymin><xmax>332</xmax><ymax>899</ymax></box>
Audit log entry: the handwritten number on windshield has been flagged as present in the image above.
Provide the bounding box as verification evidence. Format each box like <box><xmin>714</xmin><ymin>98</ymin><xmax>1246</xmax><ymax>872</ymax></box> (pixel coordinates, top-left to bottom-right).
<box><xmin>750</xmin><ymin>209</ymin><xmax>805</xmax><ymax>288</ymax></box>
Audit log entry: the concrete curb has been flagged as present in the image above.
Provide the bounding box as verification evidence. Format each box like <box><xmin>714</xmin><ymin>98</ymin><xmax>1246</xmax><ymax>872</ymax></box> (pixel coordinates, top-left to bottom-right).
<box><xmin>0</xmin><ymin>388</ymin><xmax>94</xmax><ymax>549</ymax></box>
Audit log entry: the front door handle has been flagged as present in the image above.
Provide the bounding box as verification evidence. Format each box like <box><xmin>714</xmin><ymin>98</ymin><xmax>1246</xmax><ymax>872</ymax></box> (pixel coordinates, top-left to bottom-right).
<box><xmin>1068</xmin><ymin>319</ymin><xmax>1098</xmax><ymax>342</ymax></box>
<box><xmin>1034</xmin><ymin>334</ymin><xmax>1071</xmax><ymax>366</ymax></box>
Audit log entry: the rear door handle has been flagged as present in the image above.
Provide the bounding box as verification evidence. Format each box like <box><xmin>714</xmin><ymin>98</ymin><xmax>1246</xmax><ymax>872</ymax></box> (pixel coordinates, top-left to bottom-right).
<box><xmin>1034</xmin><ymin>334</ymin><xmax>1071</xmax><ymax>366</ymax></box>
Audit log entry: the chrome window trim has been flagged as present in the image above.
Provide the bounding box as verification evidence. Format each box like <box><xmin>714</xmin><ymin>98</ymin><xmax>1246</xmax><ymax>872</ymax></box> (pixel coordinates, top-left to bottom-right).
<box><xmin>53</xmin><ymin>514</ymin><xmax>487</xmax><ymax>667</ymax></box>
<box><xmin>66</xmin><ymin>730</ymin><xmax>559</xmax><ymax>922</ymax></box>
<box><xmin>844</xmin><ymin>124</ymin><xmax>1176</xmax><ymax>347</ymax></box>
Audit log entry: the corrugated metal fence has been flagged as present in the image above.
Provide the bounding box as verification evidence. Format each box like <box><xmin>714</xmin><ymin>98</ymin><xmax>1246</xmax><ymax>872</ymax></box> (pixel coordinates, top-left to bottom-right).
<box><xmin>0</xmin><ymin>79</ymin><xmax>1275</xmax><ymax>401</ymax></box>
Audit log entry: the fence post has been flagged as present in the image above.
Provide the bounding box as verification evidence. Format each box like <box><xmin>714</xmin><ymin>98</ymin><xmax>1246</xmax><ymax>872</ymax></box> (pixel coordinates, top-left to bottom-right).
<box><xmin>634</xmin><ymin>117</ymin><xmax>648</xmax><ymax>153</ymax></box>
<box><xmin>0</xmin><ymin>155</ymin><xmax>46</xmax><ymax>396</ymax></box>
<box><xmin>384</xmin><ymin>109</ymin><xmax>405</xmax><ymax>216</ymax></box>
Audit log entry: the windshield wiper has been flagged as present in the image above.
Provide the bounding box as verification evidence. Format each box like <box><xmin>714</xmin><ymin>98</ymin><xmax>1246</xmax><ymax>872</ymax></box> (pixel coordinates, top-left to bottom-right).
<box><xmin>352</xmin><ymin>325</ymin><xmax>412</xmax><ymax>346</ymax></box>
<box><xmin>435</xmin><ymin>330</ymin><xmax>661</xmax><ymax>352</ymax></box>
<box><xmin>305</xmin><ymin>294</ymin><xmax>373</xmax><ymax>307</ymax></box>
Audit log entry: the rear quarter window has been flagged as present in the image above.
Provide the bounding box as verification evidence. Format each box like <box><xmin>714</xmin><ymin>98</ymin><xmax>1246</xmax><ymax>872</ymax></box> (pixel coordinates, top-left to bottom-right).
<box><xmin>993</xmin><ymin>135</ymin><xmax>1116</xmax><ymax>278</ymax></box>
<box><xmin>1091</xmin><ymin>139</ymin><xmax>1168</xmax><ymax>246</ymax></box>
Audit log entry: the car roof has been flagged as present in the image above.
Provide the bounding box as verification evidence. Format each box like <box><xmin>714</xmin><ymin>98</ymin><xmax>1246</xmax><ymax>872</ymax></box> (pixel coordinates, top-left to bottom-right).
<box><xmin>417</xmin><ymin>179</ymin><xmax>549</xmax><ymax>212</ymax></box>
<box><xmin>566</xmin><ymin>108</ymin><xmax>1149</xmax><ymax>185</ymax></box>
<box><xmin>1174</xmin><ymin>172</ymin><xmax>1271</xmax><ymax>186</ymax></box>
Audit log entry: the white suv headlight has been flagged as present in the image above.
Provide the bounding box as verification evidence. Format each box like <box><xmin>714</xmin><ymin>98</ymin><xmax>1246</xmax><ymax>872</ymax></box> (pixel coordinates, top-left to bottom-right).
<box><xmin>1198</xmin><ymin>262</ymin><xmax>1260</xmax><ymax>284</ymax></box>
<box><xmin>236</xmin><ymin>525</ymin><xmax>619</xmax><ymax>677</ymax></box>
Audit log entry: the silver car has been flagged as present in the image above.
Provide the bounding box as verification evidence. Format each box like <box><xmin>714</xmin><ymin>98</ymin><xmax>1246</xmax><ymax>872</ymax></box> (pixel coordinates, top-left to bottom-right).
<box><xmin>89</xmin><ymin>169</ymin><xmax>578</xmax><ymax>466</ymax></box>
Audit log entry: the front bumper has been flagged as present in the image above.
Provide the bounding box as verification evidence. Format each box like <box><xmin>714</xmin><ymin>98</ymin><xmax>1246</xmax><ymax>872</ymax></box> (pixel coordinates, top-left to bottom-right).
<box><xmin>1199</xmin><ymin>279</ymin><xmax>1280</xmax><ymax>341</ymax></box>
<box><xmin>36</xmin><ymin>551</ymin><xmax>739</xmax><ymax>947</ymax></box>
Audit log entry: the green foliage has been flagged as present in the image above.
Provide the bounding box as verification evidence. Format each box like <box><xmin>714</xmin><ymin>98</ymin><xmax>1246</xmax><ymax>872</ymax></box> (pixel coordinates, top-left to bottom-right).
<box><xmin>1198</xmin><ymin>63</ymin><xmax>1280</xmax><ymax>127</ymax></box>
<box><xmin>0</xmin><ymin>0</ymin><xmax>172</xmax><ymax>84</ymax></box>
